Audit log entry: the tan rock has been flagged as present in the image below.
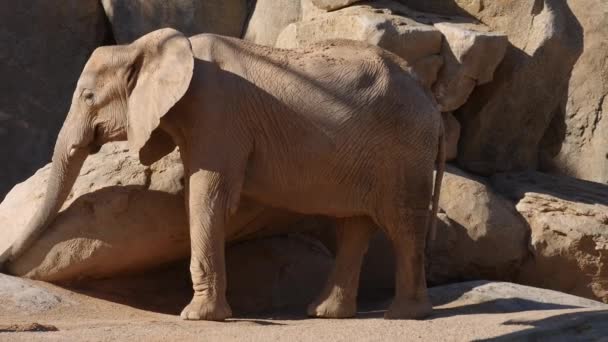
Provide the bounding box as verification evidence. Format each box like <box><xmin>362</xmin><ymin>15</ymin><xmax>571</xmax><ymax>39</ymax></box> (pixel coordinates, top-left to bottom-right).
<box><xmin>243</xmin><ymin>0</ymin><xmax>302</xmax><ymax>46</ymax></box>
<box><xmin>492</xmin><ymin>171</ymin><xmax>608</xmax><ymax>303</ymax></box>
<box><xmin>443</xmin><ymin>112</ymin><xmax>460</xmax><ymax>161</ymax></box>
<box><xmin>450</xmin><ymin>0</ymin><xmax>584</xmax><ymax>175</ymax></box>
<box><xmin>359</xmin><ymin>166</ymin><xmax>529</xmax><ymax>291</ymax></box>
<box><xmin>0</xmin><ymin>0</ymin><xmax>109</xmax><ymax>199</ymax></box>
<box><xmin>310</xmin><ymin>0</ymin><xmax>365</xmax><ymax>11</ymax></box>
<box><xmin>227</xmin><ymin>235</ymin><xmax>333</xmax><ymax>313</ymax></box>
<box><xmin>432</xmin><ymin>22</ymin><xmax>507</xmax><ymax>112</ymax></box>
<box><xmin>101</xmin><ymin>0</ymin><xmax>248</xmax><ymax>43</ymax></box>
<box><xmin>542</xmin><ymin>0</ymin><xmax>608</xmax><ymax>184</ymax></box>
<box><xmin>276</xmin><ymin>1</ymin><xmax>443</xmax><ymax>64</ymax></box>
<box><xmin>1</xmin><ymin>143</ymin><xmax>188</xmax><ymax>281</ymax></box>
<box><xmin>0</xmin><ymin>142</ymin><xmax>304</xmax><ymax>281</ymax></box>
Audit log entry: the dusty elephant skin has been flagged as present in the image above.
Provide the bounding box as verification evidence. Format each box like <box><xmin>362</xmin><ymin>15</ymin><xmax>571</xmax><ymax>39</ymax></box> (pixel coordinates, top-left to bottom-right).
<box><xmin>0</xmin><ymin>29</ymin><xmax>445</xmax><ymax>322</ymax></box>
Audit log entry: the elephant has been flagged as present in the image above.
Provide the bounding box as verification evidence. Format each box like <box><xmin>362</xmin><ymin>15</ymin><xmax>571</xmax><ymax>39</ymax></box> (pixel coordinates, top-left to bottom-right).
<box><xmin>0</xmin><ymin>28</ymin><xmax>445</xmax><ymax>321</ymax></box>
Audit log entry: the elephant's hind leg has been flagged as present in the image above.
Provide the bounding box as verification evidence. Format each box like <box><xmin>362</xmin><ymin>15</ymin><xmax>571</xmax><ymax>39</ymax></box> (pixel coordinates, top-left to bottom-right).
<box><xmin>381</xmin><ymin>205</ymin><xmax>433</xmax><ymax>320</ymax></box>
<box><xmin>308</xmin><ymin>217</ymin><xmax>375</xmax><ymax>318</ymax></box>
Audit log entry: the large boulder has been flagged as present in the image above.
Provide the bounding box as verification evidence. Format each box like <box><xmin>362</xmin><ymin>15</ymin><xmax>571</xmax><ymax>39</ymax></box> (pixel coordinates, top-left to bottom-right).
<box><xmin>243</xmin><ymin>0</ymin><xmax>302</xmax><ymax>46</ymax></box>
<box><xmin>0</xmin><ymin>142</ymin><xmax>298</xmax><ymax>281</ymax></box>
<box><xmin>0</xmin><ymin>1</ymin><xmax>110</xmax><ymax>199</ymax></box>
<box><xmin>450</xmin><ymin>0</ymin><xmax>584</xmax><ymax>175</ymax></box>
<box><xmin>276</xmin><ymin>1</ymin><xmax>443</xmax><ymax>64</ymax></box>
<box><xmin>432</xmin><ymin>166</ymin><xmax>529</xmax><ymax>282</ymax></box>
<box><xmin>358</xmin><ymin>166</ymin><xmax>529</xmax><ymax>291</ymax></box>
<box><xmin>542</xmin><ymin>0</ymin><xmax>608</xmax><ymax>184</ymax></box>
<box><xmin>101</xmin><ymin>0</ymin><xmax>248</xmax><ymax>43</ymax></box>
<box><xmin>432</xmin><ymin>22</ymin><xmax>507</xmax><ymax>112</ymax></box>
<box><xmin>227</xmin><ymin>235</ymin><xmax>333</xmax><ymax>313</ymax></box>
<box><xmin>492</xmin><ymin>171</ymin><xmax>608</xmax><ymax>303</ymax></box>
<box><xmin>0</xmin><ymin>143</ymin><xmax>187</xmax><ymax>281</ymax></box>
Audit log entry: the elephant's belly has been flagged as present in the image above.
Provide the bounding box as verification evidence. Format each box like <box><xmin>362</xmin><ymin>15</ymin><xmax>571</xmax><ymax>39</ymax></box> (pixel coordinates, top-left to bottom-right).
<box><xmin>242</xmin><ymin>171</ymin><xmax>372</xmax><ymax>218</ymax></box>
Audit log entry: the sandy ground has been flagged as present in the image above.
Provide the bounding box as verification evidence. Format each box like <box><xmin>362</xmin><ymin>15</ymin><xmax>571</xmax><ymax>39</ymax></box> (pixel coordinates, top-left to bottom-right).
<box><xmin>1</xmin><ymin>276</ymin><xmax>607</xmax><ymax>342</ymax></box>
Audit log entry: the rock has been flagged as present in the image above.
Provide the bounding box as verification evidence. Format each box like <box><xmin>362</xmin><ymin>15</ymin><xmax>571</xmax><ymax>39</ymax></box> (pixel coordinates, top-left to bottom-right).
<box><xmin>227</xmin><ymin>235</ymin><xmax>333</xmax><ymax>314</ymax></box>
<box><xmin>443</xmin><ymin>112</ymin><xmax>461</xmax><ymax>161</ymax></box>
<box><xmin>243</xmin><ymin>0</ymin><xmax>302</xmax><ymax>46</ymax></box>
<box><xmin>359</xmin><ymin>166</ymin><xmax>529</xmax><ymax>291</ymax></box>
<box><xmin>101</xmin><ymin>0</ymin><xmax>248</xmax><ymax>43</ymax></box>
<box><xmin>451</xmin><ymin>0</ymin><xmax>584</xmax><ymax>175</ymax></box>
<box><xmin>433</xmin><ymin>166</ymin><xmax>529</xmax><ymax>282</ymax></box>
<box><xmin>541</xmin><ymin>0</ymin><xmax>608</xmax><ymax>184</ymax></box>
<box><xmin>0</xmin><ymin>142</ymin><xmax>304</xmax><ymax>282</ymax></box>
<box><xmin>310</xmin><ymin>0</ymin><xmax>365</xmax><ymax>11</ymax></box>
<box><xmin>276</xmin><ymin>1</ymin><xmax>443</xmax><ymax>64</ymax></box>
<box><xmin>0</xmin><ymin>0</ymin><xmax>110</xmax><ymax>199</ymax></box>
<box><xmin>1</xmin><ymin>143</ymin><xmax>189</xmax><ymax>281</ymax></box>
<box><xmin>432</xmin><ymin>22</ymin><xmax>508</xmax><ymax>112</ymax></box>
<box><xmin>0</xmin><ymin>273</ymin><xmax>73</xmax><ymax>314</ymax></box>
<box><xmin>67</xmin><ymin>234</ymin><xmax>333</xmax><ymax>315</ymax></box>
<box><xmin>492</xmin><ymin>171</ymin><xmax>608</xmax><ymax>303</ymax></box>
<box><xmin>429</xmin><ymin>280</ymin><xmax>607</xmax><ymax>311</ymax></box>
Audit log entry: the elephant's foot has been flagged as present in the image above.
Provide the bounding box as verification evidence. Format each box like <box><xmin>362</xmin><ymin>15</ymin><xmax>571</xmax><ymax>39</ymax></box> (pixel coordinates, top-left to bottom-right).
<box><xmin>307</xmin><ymin>291</ymin><xmax>356</xmax><ymax>318</ymax></box>
<box><xmin>180</xmin><ymin>297</ymin><xmax>232</xmax><ymax>321</ymax></box>
<box><xmin>384</xmin><ymin>297</ymin><xmax>432</xmax><ymax>320</ymax></box>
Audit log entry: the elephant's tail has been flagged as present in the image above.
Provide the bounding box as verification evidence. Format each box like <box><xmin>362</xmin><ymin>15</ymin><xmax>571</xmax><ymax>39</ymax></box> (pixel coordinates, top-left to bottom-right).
<box><xmin>428</xmin><ymin>119</ymin><xmax>446</xmax><ymax>242</ymax></box>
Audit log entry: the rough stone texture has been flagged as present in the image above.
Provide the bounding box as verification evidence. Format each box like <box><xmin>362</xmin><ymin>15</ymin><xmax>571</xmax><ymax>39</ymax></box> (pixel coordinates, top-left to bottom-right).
<box><xmin>432</xmin><ymin>22</ymin><xmax>508</xmax><ymax>112</ymax></box>
<box><xmin>423</xmin><ymin>0</ymin><xmax>584</xmax><ymax>175</ymax></box>
<box><xmin>243</xmin><ymin>0</ymin><xmax>302</xmax><ymax>46</ymax></box>
<box><xmin>227</xmin><ymin>235</ymin><xmax>333</xmax><ymax>313</ymax></box>
<box><xmin>443</xmin><ymin>112</ymin><xmax>461</xmax><ymax>161</ymax></box>
<box><xmin>276</xmin><ymin>1</ymin><xmax>443</xmax><ymax>64</ymax></box>
<box><xmin>492</xmin><ymin>171</ymin><xmax>608</xmax><ymax>303</ymax></box>
<box><xmin>101</xmin><ymin>0</ymin><xmax>248</xmax><ymax>43</ymax></box>
<box><xmin>310</xmin><ymin>0</ymin><xmax>364</xmax><ymax>11</ymax></box>
<box><xmin>434</xmin><ymin>166</ymin><xmax>529</xmax><ymax>281</ymax></box>
<box><xmin>2</xmin><ymin>276</ymin><xmax>607</xmax><ymax>340</ymax></box>
<box><xmin>542</xmin><ymin>0</ymin><xmax>608</xmax><ymax>184</ymax></box>
<box><xmin>0</xmin><ymin>142</ymin><xmax>303</xmax><ymax>282</ymax></box>
<box><xmin>0</xmin><ymin>143</ymin><xmax>188</xmax><ymax>281</ymax></box>
<box><xmin>358</xmin><ymin>166</ymin><xmax>529</xmax><ymax>291</ymax></box>
<box><xmin>0</xmin><ymin>273</ymin><xmax>73</xmax><ymax>315</ymax></box>
<box><xmin>0</xmin><ymin>1</ymin><xmax>110</xmax><ymax>199</ymax></box>
<box><xmin>430</xmin><ymin>281</ymin><xmax>607</xmax><ymax>311</ymax></box>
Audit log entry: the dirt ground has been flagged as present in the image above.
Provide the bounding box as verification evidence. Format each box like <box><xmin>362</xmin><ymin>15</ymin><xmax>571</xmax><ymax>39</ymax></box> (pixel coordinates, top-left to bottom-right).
<box><xmin>1</xmin><ymin>273</ymin><xmax>607</xmax><ymax>342</ymax></box>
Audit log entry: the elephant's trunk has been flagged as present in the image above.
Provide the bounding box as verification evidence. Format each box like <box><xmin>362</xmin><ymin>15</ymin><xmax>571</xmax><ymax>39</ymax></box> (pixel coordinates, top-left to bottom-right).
<box><xmin>6</xmin><ymin>121</ymin><xmax>90</xmax><ymax>264</ymax></box>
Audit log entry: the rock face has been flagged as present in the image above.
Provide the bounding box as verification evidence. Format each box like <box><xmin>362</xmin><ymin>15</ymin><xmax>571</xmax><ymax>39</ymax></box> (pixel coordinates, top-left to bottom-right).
<box><xmin>0</xmin><ymin>142</ymin><xmax>302</xmax><ymax>282</ymax></box>
<box><xmin>452</xmin><ymin>0</ymin><xmax>584</xmax><ymax>175</ymax></box>
<box><xmin>493</xmin><ymin>171</ymin><xmax>608</xmax><ymax>303</ymax></box>
<box><xmin>359</xmin><ymin>166</ymin><xmax>529</xmax><ymax>291</ymax></box>
<box><xmin>227</xmin><ymin>235</ymin><xmax>333</xmax><ymax>313</ymax></box>
<box><xmin>276</xmin><ymin>1</ymin><xmax>443</xmax><ymax>64</ymax></box>
<box><xmin>432</xmin><ymin>167</ymin><xmax>529</xmax><ymax>282</ymax></box>
<box><xmin>443</xmin><ymin>112</ymin><xmax>461</xmax><ymax>161</ymax></box>
<box><xmin>0</xmin><ymin>273</ymin><xmax>73</xmax><ymax>315</ymax></box>
<box><xmin>101</xmin><ymin>0</ymin><xmax>248</xmax><ymax>43</ymax></box>
<box><xmin>0</xmin><ymin>1</ymin><xmax>110</xmax><ymax>199</ymax></box>
<box><xmin>310</xmin><ymin>0</ymin><xmax>365</xmax><ymax>11</ymax></box>
<box><xmin>432</xmin><ymin>23</ymin><xmax>507</xmax><ymax>112</ymax></box>
<box><xmin>243</xmin><ymin>0</ymin><xmax>302</xmax><ymax>46</ymax></box>
<box><xmin>542</xmin><ymin>0</ymin><xmax>608</xmax><ymax>184</ymax></box>
<box><xmin>1</xmin><ymin>143</ymin><xmax>188</xmax><ymax>281</ymax></box>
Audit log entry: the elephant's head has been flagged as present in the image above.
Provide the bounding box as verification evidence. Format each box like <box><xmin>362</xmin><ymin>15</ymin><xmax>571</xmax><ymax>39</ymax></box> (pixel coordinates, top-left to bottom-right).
<box><xmin>1</xmin><ymin>28</ymin><xmax>194</xmax><ymax>266</ymax></box>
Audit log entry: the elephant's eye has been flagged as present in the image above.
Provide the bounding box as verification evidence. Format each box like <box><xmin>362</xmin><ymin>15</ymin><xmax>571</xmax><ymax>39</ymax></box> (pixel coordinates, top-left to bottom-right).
<box><xmin>82</xmin><ymin>89</ymin><xmax>95</xmax><ymax>106</ymax></box>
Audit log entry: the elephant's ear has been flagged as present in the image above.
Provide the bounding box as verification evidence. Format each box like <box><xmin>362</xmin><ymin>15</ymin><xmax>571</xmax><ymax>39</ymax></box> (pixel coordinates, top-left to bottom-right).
<box><xmin>126</xmin><ymin>28</ymin><xmax>193</xmax><ymax>162</ymax></box>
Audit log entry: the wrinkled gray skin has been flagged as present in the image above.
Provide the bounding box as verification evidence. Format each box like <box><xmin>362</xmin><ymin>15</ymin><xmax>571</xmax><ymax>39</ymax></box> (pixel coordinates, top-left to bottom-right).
<box><xmin>1</xmin><ymin>29</ymin><xmax>445</xmax><ymax>321</ymax></box>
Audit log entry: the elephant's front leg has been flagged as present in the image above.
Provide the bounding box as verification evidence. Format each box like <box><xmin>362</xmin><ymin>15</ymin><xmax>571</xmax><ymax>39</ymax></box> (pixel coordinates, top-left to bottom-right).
<box><xmin>180</xmin><ymin>169</ymin><xmax>233</xmax><ymax>321</ymax></box>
